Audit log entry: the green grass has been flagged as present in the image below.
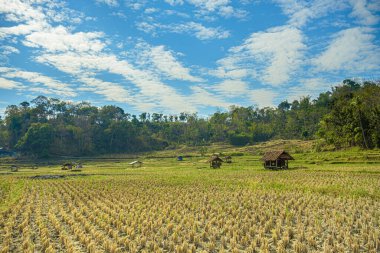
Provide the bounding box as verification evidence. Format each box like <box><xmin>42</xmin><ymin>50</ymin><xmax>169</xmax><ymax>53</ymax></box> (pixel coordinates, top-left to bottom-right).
<box><xmin>0</xmin><ymin>177</ymin><xmax>26</xmax><ymax>211</ymax></box>
<box><xmin>0</xmin><ymin>158</ymin><xmax>378</xmax><ymax>197</ymax></box>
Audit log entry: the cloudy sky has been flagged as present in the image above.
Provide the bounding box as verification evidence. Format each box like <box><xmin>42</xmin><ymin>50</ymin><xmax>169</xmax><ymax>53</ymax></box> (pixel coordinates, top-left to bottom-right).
<box><xmin>0</xmin><ymin>0</ymin><xmax>379</xmax><ymax>116</ymax></box>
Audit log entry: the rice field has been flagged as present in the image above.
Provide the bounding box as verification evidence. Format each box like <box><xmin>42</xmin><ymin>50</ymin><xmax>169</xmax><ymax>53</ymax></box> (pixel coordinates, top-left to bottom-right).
<box><xmin>0</xmin><ymin>149</ymin><xmax>379</xmax><ymax>252</ymax></box>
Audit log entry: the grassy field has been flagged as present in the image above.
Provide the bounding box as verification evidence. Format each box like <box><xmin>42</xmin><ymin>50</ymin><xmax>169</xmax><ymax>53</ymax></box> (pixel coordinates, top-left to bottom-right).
<box><xmin>0</xmin><ymin>141</ymin><xmax>379</xmax><ymax>252</ymax></box>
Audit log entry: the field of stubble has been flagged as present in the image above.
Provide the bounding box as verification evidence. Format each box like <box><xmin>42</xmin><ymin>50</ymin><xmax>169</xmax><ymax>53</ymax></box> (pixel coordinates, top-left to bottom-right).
<box><xmin>0</xmin><ymin>149</ymin><xmax>379</xmax><ymax>252</ymax></box>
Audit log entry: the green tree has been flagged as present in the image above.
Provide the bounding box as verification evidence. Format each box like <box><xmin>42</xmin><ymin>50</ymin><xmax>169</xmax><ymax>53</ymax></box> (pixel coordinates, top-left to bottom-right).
<box><xmin>16</xmin><ymin>123</ymin><xmax>54</xmax><ymax>157</ymax></box>
<box><xmin>228</xmin><ymin>131</ymin><xmax>252</xmax><ymax>146</ymax></box>
<box><xmin>317</xmin><ymin>79</ymin><xmax>380</xmax><ymax>149</ymax></box>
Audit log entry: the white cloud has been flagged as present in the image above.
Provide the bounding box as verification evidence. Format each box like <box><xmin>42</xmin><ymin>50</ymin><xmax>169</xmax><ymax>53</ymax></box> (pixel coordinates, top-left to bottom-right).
<box><xmin>96</xmin><ymin>0</ymin><xmax>119</xmax><ymax>7</ymax></box>
<box><xmin>36</xmin><ymin>52</ymin><xmax>196</xmax><ymax>112</ymax></box>
<box><xmin>210</xmin><ymin>54</ymin><xmax>250</xmax><ymax>79</ymax></box>
<box><xmin>209</xmin><ymin>67</ymin><xmax>248</xmax><ymax>79</ymax></box>
<box><xmin>1</xmin><ymin>0</ymin><xmax>201</xmax><ymax>113</ymax></box>
<box><xmin>273</xmin><ymin>0</ymin><xmax>348</xmax><ymax>27</ymax></box>
<box><xmin>349</xmin><ymin>0</ymin><xmax>379</xmax><ymax>25</ymax></box>
<box><xmin>43</xmin><ymin>4</ymin><xmax>85</xmax><ymax>24</ymax></box>
<box><xmin>287</xmin><ymin>78</ymin><xmax>333</xmax><ymax>101</ymax></box>
<box><xmin>165</xmin><ymin>0</ymin><xmax>184</xmax><ymax>5</ymax></box>
<box><xmin>0</xmin><ymin>77</ymin><xmax>24</xmax><ymax>90</ymax></box>
<box><xmin>231</xmin><ymin>25</ymin><xmax>306</xmax><ymax>85</ymax></box>
<box><xmin>250</xmin><ymin>89</ymin><xmax>277</xmax><ymax>107</ymax></box>
<box><xmin>126</xmin><ymin>0</ymin><xmax>147</xmax><ymax>10</ymax></box>
<box><xmin>136</xmin><ymin>21</ymin><xmax>230</xmax><ymax>40</ymax></box>
<box><xmin>214</xmin><ymin>79</ymin><xmax>248</xmax><ymax>97</ymax></box>
<box><xmin>189</xmin><ymin>86</ymin><xmax>231</xmax><ymax>108</ymax></box>
<box><xmin>141</xmin><ymin>45</ymin><xmax>203</xmax><ymax>82</ymax></box>
<box><xmin>165</xmin><ymin>0</ymin><xmax>246</xmax><ymax>18</ymax></box>
<box><xmin>218</xmin><ymin>5</ymin><xmax>233</xmax><ymax>16</ymax></box>
<box><xmin>0</xmin><ymin>67</ymin><xmax>76</xmax><ymax>96</ymax></box>
<box><xmin>187</xmin><ymin>0</ymin><xmax>246</xmax><ymax>18</ymax></box>
<box><xmin>1</xmin><ymin>46</ymin><xmax>20</xmax><ymax>55</ymax></box>
<box><xmin>172</xmin><ymin>22</ymin><xmax>230</xmax><ymax>40</ymax></box>
<box><xmin>188</xmin><ymin>0</ymin><xmax>230</xmax><ymax>12</ymax></box>
<box><xmin>312</xmin><ymin>27</ymin><xmax>380</xmax><ymax>72</ymax></box>
<box><xmin>111</xmin><ymin>11</ymin><xmax>127</xmax><ymax>20</ymax></box>
<box><xmin>163</xmin><ymin>9</ymin><xmax>190</xmax><ymax>18</ymax></box>
<box><xmin>0</xmin><ymin>21</ymin><xmax>49</xmax><ymax>38</ymax></box>
<box><xmin>0</xmin><ymin>0</ymin><xmax>45</xmax><ymax>24</ymax></box>
<box><xmin>0</xmin><ymin>0</ymin><xmax>85</xmax><ymax>39</ymax></box>
<box><xmin>78</xmin><ymin>76</ymin><xmax>132</xmax><ymax>103</ymax></box>
<box><xmin>135</xmin><ymin>22</ymin><xmax>158</xmax><ymax>35</ymax></box>
<box><xmin>145</xmin><ymin>8</ymin><xmax>159</xmax><ymax>14</ymax></box>
<box><xmin>24</xmin><ymin>26</ymin><xmax>106</xmax><ymax>53</ymax></box>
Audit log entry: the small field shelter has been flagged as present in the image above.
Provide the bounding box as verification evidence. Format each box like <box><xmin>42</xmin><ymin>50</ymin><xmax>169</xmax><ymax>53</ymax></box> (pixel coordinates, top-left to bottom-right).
<box><xmin>262</xmin><ymin>150</ymin><xmax>294</xmax><ymax>169</ymax></box>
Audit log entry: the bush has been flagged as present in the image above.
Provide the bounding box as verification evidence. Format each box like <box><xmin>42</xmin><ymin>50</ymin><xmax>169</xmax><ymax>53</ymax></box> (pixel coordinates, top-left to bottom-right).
<box><xmin>229</xmin><ymin>152</ymin><xmax>245</xmax><ymax>156</ymax></box>
<box><xmin>228</xmin><ymin>132</ymin><xmax>252</xmax><ymax>146</ymax></box>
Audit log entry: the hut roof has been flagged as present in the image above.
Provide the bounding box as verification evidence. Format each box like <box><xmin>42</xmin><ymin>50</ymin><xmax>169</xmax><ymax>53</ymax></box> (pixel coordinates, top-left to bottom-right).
<box><xmin>129</xmin><ymin>160</ymin><xmax>142</xmax><ymax>165</ymax></box>
<box><xmin>261</xmin><ymin>150</ymin><xmax>294</xmax><ymax>161</ymax></box>
<box><xmin>208</xmin><ymin>156</ymin><xmax>223</xmax><ymax>162</ymax></box>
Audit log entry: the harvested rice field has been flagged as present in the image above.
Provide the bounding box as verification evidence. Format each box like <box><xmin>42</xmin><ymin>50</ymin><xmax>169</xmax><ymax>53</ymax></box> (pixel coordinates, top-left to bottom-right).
<box><xmin>0</xmin><ymin>149</ymin><xmax>379</xmax><ymax>252</ymax></box>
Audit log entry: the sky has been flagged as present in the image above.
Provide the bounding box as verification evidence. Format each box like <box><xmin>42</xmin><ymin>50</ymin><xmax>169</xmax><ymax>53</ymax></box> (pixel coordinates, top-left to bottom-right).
<box><xmin>0</xmin><ymin>0</ymin><xmax>379</xmax><ymax>116</ymax></box>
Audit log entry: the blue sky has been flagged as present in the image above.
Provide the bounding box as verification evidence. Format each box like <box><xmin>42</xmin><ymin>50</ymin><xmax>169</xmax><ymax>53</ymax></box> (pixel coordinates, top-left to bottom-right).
<box><xmin>0</xmin><ymin>0</ymin><xmax>379</xmax><ymax>116</ymax></box>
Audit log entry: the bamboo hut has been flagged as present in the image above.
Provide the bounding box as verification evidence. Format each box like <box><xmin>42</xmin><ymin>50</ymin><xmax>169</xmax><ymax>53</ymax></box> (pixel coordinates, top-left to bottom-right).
<box><xmin>129</xmin><ymin>161</ymin><xmax>143</xmax><ymax>168</ymax></box>
<box><xmin>62</xmin><ymin>162</ymin><xmax>73</xmax><ymax>170</ymax></box>
<box><xmin>208</xmin><ymin>156</ymin><xmax>223</xmax><ymax>169</ymax></box>
<box><xmin>262</xmin><ymin>150</ymin><xmax>294</xmax><ymax>169</ymax></box>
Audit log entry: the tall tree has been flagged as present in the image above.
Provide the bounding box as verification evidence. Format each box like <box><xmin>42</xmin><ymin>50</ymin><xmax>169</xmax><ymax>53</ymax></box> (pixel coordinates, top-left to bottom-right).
<box><xmin>15</xmin><ymin>123</ymin><xmax>54</xmax><ymax>157</ymax></box>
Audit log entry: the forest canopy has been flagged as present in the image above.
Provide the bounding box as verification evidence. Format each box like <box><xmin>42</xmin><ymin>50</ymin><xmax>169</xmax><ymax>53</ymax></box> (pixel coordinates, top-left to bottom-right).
<box><xmin>0</xmin><ymin>79</ymin><xmax>379</xmax><ymax>157</ymax></box>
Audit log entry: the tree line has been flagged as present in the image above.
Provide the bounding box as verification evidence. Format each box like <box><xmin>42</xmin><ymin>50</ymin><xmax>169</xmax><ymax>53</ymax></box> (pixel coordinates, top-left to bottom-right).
<box><xmin>0</xmin><ymin>79</ymin><xmax>379</xmax><ymax>157</ymax></box>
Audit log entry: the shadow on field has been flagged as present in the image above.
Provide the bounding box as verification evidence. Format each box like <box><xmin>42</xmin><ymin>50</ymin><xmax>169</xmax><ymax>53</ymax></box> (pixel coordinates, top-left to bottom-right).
<box><xmin>29</xmin><ymin>173</ymin><xmax>140</xmax><ymax>179</ymax></box>
<box><xmin>30</xmin><ymin>174</ymin><xmax>90</xmax><ymax>179</ymax></box>
<box><xmin>266</xmin><ymin>166</ymin><xmax>309</xmax><ymax>171</ymax></box>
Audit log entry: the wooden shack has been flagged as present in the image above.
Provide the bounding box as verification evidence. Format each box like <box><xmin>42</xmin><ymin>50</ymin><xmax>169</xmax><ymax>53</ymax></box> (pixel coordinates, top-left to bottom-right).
<box><xmin>62</xmin><ymin>162</ymin><xmax>73</xmax><ymax>170</ymax></box>
<box><xmin>224</xmin><ymin>155</ymin><xmax>232</xmax><ymax>163</ymax></box>
<box><xmin>262</xmin><ymin>150</ymin><xmax>294</xmax><ymax>169</ymax></box>
<box><xmin>129</xmin><ymin>160</ymin><xmax>143</xmax><ymax>168</ymax></box>
<box><xmin>209</xmin><ymin>156</ymin><xmax>223</xmax><ymax>169</ymax></box>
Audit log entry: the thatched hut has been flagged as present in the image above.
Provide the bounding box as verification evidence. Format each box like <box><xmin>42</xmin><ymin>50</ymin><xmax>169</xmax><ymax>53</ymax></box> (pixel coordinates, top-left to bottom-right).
<box><xmin>208</xmin><ymin>156</ymin><xmax>223</xmax><ymax>169</ymax></box>
<box><xmin>262</xmin><ymin>150</ymin><xmax>294</xmax><ymax>169</ymax></box>
<box><xmin>129</xmin><ymin>160</ymin><xmax>143</xmax><ymax>168</ymax></box>
<box><xmin>62</xmin><ymin>162</ymin><xmax>73</xmax><ymax>170</ymax></box>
